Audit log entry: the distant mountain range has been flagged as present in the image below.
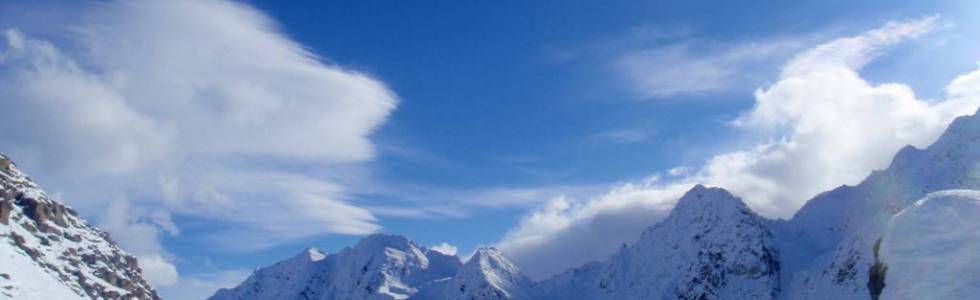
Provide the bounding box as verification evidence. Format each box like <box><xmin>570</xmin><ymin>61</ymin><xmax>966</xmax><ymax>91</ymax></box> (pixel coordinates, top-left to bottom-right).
<box><xmin>210</xmin><ymin>108</ymin><xmax>980</xmax><ymax>300</ymax></box>
<box><xmin>6</xmin><ymin>109</ymin><xmax>980</xmax><ymax>299</ymax></box>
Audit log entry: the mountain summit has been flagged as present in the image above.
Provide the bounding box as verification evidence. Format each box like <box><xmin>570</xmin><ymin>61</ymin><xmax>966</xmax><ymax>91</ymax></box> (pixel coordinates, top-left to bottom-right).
<box><xmin>0</xmin><ymin>155</ymin><xmax>159</xmax><ymax>299</ymax></box>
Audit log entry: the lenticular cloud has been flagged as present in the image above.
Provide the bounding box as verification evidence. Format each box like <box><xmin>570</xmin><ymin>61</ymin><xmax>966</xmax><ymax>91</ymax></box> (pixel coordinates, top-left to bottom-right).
<box><xmin>0</xmin><ymin>0</ymin><xmax>398</xmax><ymax>286</ymax></box>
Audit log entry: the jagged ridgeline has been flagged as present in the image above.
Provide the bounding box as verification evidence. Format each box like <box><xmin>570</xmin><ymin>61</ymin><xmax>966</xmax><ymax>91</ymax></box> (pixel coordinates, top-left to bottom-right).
<box><xmin>214</xmin><ymin>108</ymin><xmax>980</xmax><ymax>300</ymax></box>
<box><xmin>0</xmin><ymin>155</ymin><xmax>160</xmax><ymax>300</ymax></box>
<box><xmin>209</xmin><ymin>234</ymin><xmax>532</xmax><ymax>300</ymax></box>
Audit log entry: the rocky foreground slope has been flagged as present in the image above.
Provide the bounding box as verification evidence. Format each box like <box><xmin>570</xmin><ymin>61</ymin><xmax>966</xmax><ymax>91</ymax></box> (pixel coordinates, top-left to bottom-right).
<box><xmin>0</xmin><ymin>155</ymin><xmax>159</xmax><ymax>299</ymax></box>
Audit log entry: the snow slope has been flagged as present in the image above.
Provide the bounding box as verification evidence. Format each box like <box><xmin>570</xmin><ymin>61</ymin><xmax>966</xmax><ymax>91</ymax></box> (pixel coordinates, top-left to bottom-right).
<box><xmin>0</xmin><ymin>239</ymin><xmax>84</xmax><ymax>299</ymax></box>
<box><xmin>879</xmin><ymin>190</ymin><xmax>980</xmax><ymax>299</ymax></box>
<box><xmin>0</xmin><ymin>154</ymin><xmax>159</xmax><ymax>299</ymax></box>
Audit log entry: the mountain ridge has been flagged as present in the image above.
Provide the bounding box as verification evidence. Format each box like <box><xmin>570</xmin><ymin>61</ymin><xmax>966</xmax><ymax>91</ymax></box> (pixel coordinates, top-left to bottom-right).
<box><xmin>213</xmin><ymin>108</ymin><xmax>980</xmax><ymax>299</ymax></box>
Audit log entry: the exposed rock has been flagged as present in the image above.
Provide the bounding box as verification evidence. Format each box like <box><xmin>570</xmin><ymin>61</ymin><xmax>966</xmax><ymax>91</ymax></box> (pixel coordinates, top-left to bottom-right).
<box><xmin>20</xmin><ymin>221</ymin><xmax>36</xmax><ymax>233</ymax></box>
<box><xmin>0</xmin><ymin>200</ymin><xmax>11</xmax><ymax>225</ymax></box>
<box><xmin>867</xmin><ymin>239</ymin><xmax>887</xmax><ymax>300</ymax></box>
<box><xmin>0</xmin><ymin>156</ymin><xmax>11</xmax><ymax>174</ymax></box>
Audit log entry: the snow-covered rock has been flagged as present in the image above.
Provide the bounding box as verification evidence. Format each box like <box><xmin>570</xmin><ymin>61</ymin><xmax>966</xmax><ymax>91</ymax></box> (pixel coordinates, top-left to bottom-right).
<box><xmin>540</xmin><ymin>185</ymin><xmax>780</xmax><ymax>300</ymax></box>
<box><xmin>413</xmin><ymin>247</ymin><xmax>535</xmax><ymax>300</ymax></box>
<box><xmin>0</xmin><ymin>154</ymin><xmax>159</xmax><ymax>299</ymax></box>
<box><xmin>879</xmin><ymin>190</ymin><xmax>980</xmax><ymax>299</ymax></box>
<box><xmin>210</xmin><ymin>234</ymin><xmax>462</xmax><ymax>300</ymax></box>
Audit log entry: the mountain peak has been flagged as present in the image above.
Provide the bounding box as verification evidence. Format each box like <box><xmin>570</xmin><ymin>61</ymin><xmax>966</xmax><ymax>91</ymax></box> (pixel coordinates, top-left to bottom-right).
<box><xmin>353</xmin><ymin>233</ymin><xmax>417</xmax><ymax>252</ymax></box>
<box><xmin>413</xmin><ymin>247</ymin><xmax>533</xmax><ymax>300</ymax></box>
<box><xmin>463</xmin><ymin>247</ymin><xmax>520</xmax><ymax>276</ymax></box>
<box><xmin>296</xmin><ymin>247</ymin><xmax>326</xmax><ymax>262</ymax></box>
<box><xmin>667</xmin><ymin>184</ymin><xmax>750</xmax><ymax>220</ymax></box>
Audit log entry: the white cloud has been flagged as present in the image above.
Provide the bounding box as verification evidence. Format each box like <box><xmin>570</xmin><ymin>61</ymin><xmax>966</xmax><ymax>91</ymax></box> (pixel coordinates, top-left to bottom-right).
<box><xmin>500</xmin><ymin>16</ymin><xmax>980</xmax><ymax>279</ymax></box>
<box><xmin>137</xmin><ymin>255</ymin><xmax>181</xmax><ymax>288</ymax></box>
<box><xmin>100</xmin><ymin>199</ymin><xmax>179</xmax><ymax>287</ymax></box>
<box><xmin>713</xmin><ymin>15</ymin><xmax>964</xmax><ymax>217</ymax></box>
<box><xmin>157</xmin><ymin>269</ymin><xmax>251</xmax><ymax>300</ymax></box>
<box><xmin>75</xmin><ymin>0</ymin><xmax>396</xmax><ymax>162</ymax></box>
<box><xmin>430</xmin><ymin>242</ymin><xmax>459</xmax><ymax>256</ymax></box>
<box><xmin>498</xmin><ymin>179</ymin><xmax>693</xmax><ymax>279</ymax></box>
<box><xmin>0</xmin><ymin>0</ymin><xmax>396</xmax><ymax>285</ymax></box>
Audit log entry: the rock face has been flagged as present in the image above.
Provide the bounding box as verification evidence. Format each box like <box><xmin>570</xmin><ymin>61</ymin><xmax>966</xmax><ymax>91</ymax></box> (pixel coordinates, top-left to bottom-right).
<box><xmin>540</xmin><ymin>185</ymin><xmax>780</xmax><ymax>300</ymax></box>
<box><xmin>210</xmin><ymin>234</ymin><xmax>464</xmax><ymax>300</ymax></box>
<box><xmin>0</xmin><ymin>154</ymin><xmax>160</xmax><ymax>299</ymax></box>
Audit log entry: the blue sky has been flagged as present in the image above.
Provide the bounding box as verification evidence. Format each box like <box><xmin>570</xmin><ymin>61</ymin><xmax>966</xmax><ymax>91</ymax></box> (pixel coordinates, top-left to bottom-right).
<box><xmin>3</xmin><ymin>0</ymin><xmax>980</xmax><ymax>298</ymax></box>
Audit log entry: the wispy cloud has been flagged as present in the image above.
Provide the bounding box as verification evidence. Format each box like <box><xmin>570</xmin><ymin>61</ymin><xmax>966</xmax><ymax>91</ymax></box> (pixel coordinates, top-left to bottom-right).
<box><xmin>611</xmin><ymin>35</ymin><xmax>814</xmax><ymax>99</ymax></box>
<box><xmin>351</xmin><ymin>182</ymin><xmax>607</xmax><ymax>221</ymax></box>
<box><xmin>591</xmin><ymin>128</ymin><xmax>650</xmax><ymax>144</ymax></box>
<box><xmin>367</xmin><ymin>205</ymin><xmax>467</xmax><ymax>220</ymax></box>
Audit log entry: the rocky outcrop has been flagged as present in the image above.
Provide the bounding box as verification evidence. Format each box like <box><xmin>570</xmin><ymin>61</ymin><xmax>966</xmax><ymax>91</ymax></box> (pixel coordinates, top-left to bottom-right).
<box><xmin>0</xmin><ymin>200</ymin><xmax>12</xmax><ymax>225</ymax></box>
<box><xmin>0</xmin><ymin>154</ymin><xmax>160</xmax><ymax>299</ymax></box>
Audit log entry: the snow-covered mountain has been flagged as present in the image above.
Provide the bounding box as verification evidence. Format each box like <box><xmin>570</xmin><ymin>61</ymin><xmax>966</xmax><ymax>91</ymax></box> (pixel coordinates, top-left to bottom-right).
<box><xmin>0</xmin><ymin>155</ymin><xmax>159</xmax><ymax>299</ymax></box>
<box><xmin>215</xmin><ymin>109</ymin><xmax>980</xmax><ymax>300</ymax></box>
<box><xmin>210</xmin><ymin>234</ymin><xmax>466</xmax><ymax>300</ymax></box>
<box><xmin>413</xmin><ymin>247</ymin><xmax>535</xmax><ymax>300</ymax></box>
<box><xmin>210</xmin><ymin>234</ymin><xmax>539</xmax><ymax>300</ymax></box>
<box><xmin>539</xmin><ymin>185</ymin><xmax>780</xmax><ymax>300</ymax></box>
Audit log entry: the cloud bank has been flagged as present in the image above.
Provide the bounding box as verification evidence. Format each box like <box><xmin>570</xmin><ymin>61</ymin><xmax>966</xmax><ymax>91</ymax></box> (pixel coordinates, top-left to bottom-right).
<box><xmin>500</xmin><ymin>16</ymin><xmax>980</xmax><ymax>280</ymax></box>
<box><xmin>0</xmin><ymin>0</ymin><xmax>396</xmax><ymax>287</ymax></box>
